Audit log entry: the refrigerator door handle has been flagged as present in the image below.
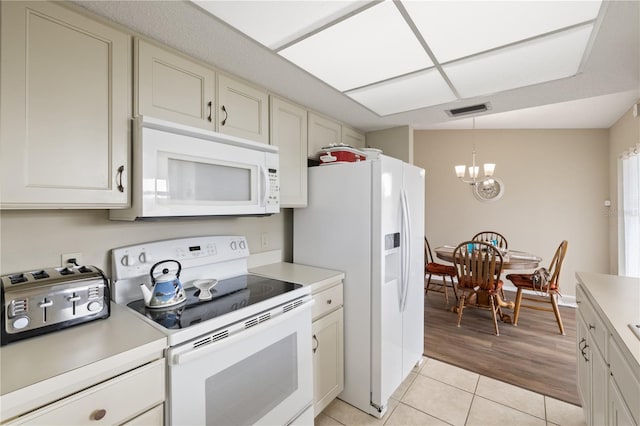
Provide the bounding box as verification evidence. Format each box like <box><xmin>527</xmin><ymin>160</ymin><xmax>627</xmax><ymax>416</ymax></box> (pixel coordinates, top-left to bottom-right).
<box><xmin>400</xmin><ymin>189</ymin><xmax>411</xmax><ymax>312</ymax></box>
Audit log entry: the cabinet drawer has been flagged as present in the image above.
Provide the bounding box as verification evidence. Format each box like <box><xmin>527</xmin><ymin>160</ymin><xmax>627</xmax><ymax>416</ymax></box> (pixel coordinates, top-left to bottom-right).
<box><xmin>123</xmin><ymin>404</ymin><xmax>163</xmax><ymax>426</ymax></box>
<box><xmin>10</xmin><ymin>359</ymin><xmax>164</xmax><ymax>425</ymax></box>
<box><xmin>312</xmin><ymin>284</ymin><xmax>343</xmax><ymax>321</ymax></box>
<box><xmin>609</xmin><ymin>338</ymin><xmax>640</xmax><ymax>423</ymax></box>
<box><xmin>576</xmin><ymin>286</ymin><xmax>607</xmax><ymax>356</ymax></box>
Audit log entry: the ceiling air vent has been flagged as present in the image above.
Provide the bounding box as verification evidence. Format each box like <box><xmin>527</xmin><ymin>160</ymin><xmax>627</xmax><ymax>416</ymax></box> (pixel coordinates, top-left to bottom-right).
<box><xmin>446</xmin><ymin>103</ymin><xmax>491</xmax><ymax>117</ymax></box>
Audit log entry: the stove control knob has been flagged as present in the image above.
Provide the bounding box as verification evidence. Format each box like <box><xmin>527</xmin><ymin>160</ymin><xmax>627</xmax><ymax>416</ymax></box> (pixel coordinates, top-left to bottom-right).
<box><xmin>138</xmin><ymin>252</ymin><xmax>148</xmax><ymax>264</ymax></box>
<box><xmin>120</xmin><ymin>255</ymin><xmax>136</xmax><ymax>267</ymax></box>
<box><xmin>87</xmin><ymin>301</ymin><xmax>102</xmax><ymax>312</ymax></box>
<box><xmin>239</xmin><ymin>240</ymin><xmax>246</xmax><ymax>250</ymax></box>
<box><xmin>12</xmin><ymin>316</ymin><xmax>30</xmax><ymax>330</ymax></box>
<box><xmin>230</xmin><ymin>241</ymin><xmax>237</xmax><ymax>250</ymax></box>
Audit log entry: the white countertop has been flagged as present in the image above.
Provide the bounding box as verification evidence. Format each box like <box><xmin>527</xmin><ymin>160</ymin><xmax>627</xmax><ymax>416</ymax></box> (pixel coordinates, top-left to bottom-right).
<box><xmin>250</xmin><ymin>262</ymin><xmax>344</xmax><ymax>293</ymax></box>
<box><xmin>576</xmin><ymin>272</ymin><xmax>640</xmax><ymax>367</ymax></box>
<box><xmin>0</xmin><ymin>303</ymin><xmax>167</xmax><ymax>421</ymax></box>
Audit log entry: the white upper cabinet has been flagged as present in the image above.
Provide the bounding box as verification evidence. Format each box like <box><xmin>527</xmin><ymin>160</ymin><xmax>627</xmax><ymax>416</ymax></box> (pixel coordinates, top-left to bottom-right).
<box><xmin>217</xmin><ymin>74</ymin><xmax>269</xmax><ymax>143</ymax></box>
<box><xmin>135</xmin><ymin>38</ymin><xmax>216</xmax><ymax>130</ymax></box>
<box><xmin>342</xmin><ymin>126</ymin><xmax>366</xmax><ymax>149</ymax></box>
<box><xmin>0</xmin><ymin>1</ymin><xmax>130</xmax><ymax>208</ymax></box>
<box><xmin>308</xmin><ymin>112</ymin><xmax>366</xmax><ymax>159</ymax></box>
<box><xmin>270</xmin><ymin>97</ymin><xmax>308</xmax><ymax>207</ymax></box>
<box><xmin>308</xmin><ymin>113</ymin><xmax>341</xmax><ymax>159</ymax></box>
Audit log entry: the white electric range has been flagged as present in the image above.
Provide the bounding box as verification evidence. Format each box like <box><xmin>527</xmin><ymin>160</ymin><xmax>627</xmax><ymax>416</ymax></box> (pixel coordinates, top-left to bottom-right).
<box><xmin>111</xmin><ymin>235</ymin><xmax>314</xmax><ymax>426</ymax></box>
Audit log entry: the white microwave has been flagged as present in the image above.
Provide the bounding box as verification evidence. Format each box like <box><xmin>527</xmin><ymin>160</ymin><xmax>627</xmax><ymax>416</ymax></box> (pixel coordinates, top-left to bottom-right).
<box><xmin>110</xmin><ymin>116</ymin><xmax>279</xmax><ymax>220</ymax></box>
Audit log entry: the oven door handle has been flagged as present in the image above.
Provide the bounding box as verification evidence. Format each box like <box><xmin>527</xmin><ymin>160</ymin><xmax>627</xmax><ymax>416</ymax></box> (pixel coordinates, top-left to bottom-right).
<box><xmin>171</xmin><ymin>298</ymin><xmax>313</xmax><ymax>366</ymax></box>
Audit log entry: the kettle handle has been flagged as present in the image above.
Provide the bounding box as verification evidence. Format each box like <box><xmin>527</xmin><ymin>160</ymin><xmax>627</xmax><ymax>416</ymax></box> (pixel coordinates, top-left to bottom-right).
<box><xmin>149</xmin><ymin>259</ymin><xmax>182</xmax><ymax>283</ymax></box>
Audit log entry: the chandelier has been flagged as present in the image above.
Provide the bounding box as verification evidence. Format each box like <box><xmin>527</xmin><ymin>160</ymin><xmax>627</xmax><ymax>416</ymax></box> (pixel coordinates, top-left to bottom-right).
<box><xmin>454</xmin><ymin>118</ymin><xmax>495</xmax><ymax>185</ymax></box>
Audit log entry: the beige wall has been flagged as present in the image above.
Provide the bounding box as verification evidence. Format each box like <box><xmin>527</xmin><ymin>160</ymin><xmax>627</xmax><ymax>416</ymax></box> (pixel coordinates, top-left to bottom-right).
<box><xmin>608</xmin><ymin>102</ymin><xmax>640</xmax><ymax>274</ymax></box>
<box><xmin>414</xmin><ymin>128</ymin><xmax>610</xmax><ymax>298</ymax></box>
<box><xmin>0</xmin><ymin>209</ymin><xmax>293</xmax><ymax>277</ymax></box>
<box><xmin>366</xmin><ymin>126</ymin><xmax>414</xmax><ymax>163</ymax></box>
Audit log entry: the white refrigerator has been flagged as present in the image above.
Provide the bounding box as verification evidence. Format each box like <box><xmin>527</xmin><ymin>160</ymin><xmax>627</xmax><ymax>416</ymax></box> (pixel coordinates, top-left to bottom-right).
<box><xmin>294</xmin><ymin>155</ymin><xmax>425</xmax><ymax>418</ymax></box>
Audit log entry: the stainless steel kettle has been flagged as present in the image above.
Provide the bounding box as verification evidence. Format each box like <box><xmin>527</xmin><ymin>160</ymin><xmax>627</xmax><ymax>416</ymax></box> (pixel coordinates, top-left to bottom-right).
<box><xmin>140</xmin><ymin>260</ymin><xmax>187</xmax><ymax>309</ymax></box>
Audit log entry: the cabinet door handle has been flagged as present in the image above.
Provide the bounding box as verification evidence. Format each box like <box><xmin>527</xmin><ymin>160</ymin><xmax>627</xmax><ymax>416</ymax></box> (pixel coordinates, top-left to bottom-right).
<box><xmin>588</xmin><ymin>324</ymin><xmax>595</xmax><ymax>330</ymax></box>
<box><xmin>90</xmin><ymin>408</ymin><xmax>107</xmax><ymax>421</ymax></box>
<box><xmin>312</xmin><ymin>334</ymin><xmax>319</xmax><ymax>353</ymax></box>
<box><xmin>581</xmin><ymin>343</ymin><xmax>589</xmax><ymax>362</ymax></box>
<box><xmin>579</xmin><ymin>338</ymin><xmax>586</xmax><ymax>351</ymax></box>
<box><xmin>116</xmin><ymin>165</ymin><xmax>124</xmax><ymax>193</ymax></box>
<box><xmin>207</xmin><ymin>101</ymin><xmax>213</xmax><ymax>122</ymax></box>
<box><xmin>221</xmin><ymin>105</ymin><xmax>228</xmax><ymax>126</ymax></box>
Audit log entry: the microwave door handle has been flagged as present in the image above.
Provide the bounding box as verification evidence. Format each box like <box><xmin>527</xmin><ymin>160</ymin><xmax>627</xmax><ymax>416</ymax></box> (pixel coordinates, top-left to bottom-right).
<box><xmin>261</xmin><ymin>165</ymin><xmax>269</xmax><ymax>206</ymax></box>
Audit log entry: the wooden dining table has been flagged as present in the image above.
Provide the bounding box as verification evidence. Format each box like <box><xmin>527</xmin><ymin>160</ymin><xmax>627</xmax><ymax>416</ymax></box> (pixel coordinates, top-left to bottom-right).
<box><xmin>434</xmin><ymin>245</ymin><xmax>543</xmax><ymax>322</ymax></box>
<box><xmin>434</xmin><ymin>246</ymin><xmax>542</xmax><ymax>270</ymax></box>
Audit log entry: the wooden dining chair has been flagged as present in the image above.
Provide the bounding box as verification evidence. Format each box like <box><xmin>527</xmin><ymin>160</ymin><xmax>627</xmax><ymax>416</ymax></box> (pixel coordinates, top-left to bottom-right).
<box><xmin>506</xmin><ymin>240</ymin><xmax>568</xmax><ymax>335</ymax></box>
<box><xmin>472</xmin><ymin>231</ymin><xmax>508</xmax><ymax>251</ymax></box>
<box><xmin>424</xmin><ymin>237</ymin><xmax>458</xmax><ymax>304</ymax></box>
<box><xmin>453</xmin><ymin>241</ymin><xmax>505</xmax><ymax>336</ymax></box>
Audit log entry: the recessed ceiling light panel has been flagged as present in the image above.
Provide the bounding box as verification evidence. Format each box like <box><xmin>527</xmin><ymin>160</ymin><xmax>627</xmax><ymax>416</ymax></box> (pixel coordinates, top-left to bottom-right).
<box><xmin>278</xmin><ymin>1</ymin><xmax>433</xmax><ymax>92</ymax></box>
<box><xmin>192</xmin><ymin>1</ymin><xmax>371</xmax><ymax>50</ymax></box>
<box><xmin>402</xmin><ymin>0</ymin><xmax>602</xmax><ymax>63</ymax></box>
<box><xmin>443</xmin><ymin>24</ymin><xmax>595</xmax><ymax>99</ymax></box>
<box><xmin>346</xmin><ymin>68</ymin><xmax>456</xmax><ymax>116</ymax></box>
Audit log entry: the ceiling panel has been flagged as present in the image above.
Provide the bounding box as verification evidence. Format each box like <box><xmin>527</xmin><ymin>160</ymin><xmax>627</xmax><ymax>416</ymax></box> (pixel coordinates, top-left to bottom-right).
<box><xmin>193</xmin><ymin>0</ymin><xmax>371</xmax><ymax>49</ymax></box>
<box><xmin>443</xmin><ymin>24</ymin><xmax>594</xmax><ymax>98</ymax></box>
<box><xmin>278</xmin><ymin>1</ymin><xmax>433</xmax><ymax>92</ymax></box>
<box><xmin>346</xmin><ymin>68</ymin><xmax>456</xmax><ymax>116</ymax></box>
<box><xmin>403</xmin><ymin>0</ymin><xmax>602</xmax><ymax>63</ymax></box>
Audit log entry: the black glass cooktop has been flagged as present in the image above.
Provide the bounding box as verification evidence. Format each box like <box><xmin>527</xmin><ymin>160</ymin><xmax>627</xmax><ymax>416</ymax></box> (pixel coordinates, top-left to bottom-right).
<box><xmin>127</xmin><ymin>274</ymin><xmax>301</xmax><ymax>330</ymax></box>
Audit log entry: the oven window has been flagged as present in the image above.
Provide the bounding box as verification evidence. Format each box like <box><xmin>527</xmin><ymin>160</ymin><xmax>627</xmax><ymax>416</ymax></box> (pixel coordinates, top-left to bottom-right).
<box><xmin>205</xmin><ymin>334</ymin><xmax>298</xmax><ymax>425</ymax></box>
<box><xmin>167</xmin><ymin>158</ymin><xmax>251</xmax><ymax>202</ymax></box>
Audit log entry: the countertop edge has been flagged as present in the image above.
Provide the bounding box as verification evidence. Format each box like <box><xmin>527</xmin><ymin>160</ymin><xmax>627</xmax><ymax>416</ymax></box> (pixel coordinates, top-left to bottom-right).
<box><xmin>575</xmin><ymin>271</ymin><xmax>640</xmax><ymax>374</ymax></box>
<box><xmin>0</xmin><ymin>337</ymin><xmax>166</xmax><ymax>422</ymax></box>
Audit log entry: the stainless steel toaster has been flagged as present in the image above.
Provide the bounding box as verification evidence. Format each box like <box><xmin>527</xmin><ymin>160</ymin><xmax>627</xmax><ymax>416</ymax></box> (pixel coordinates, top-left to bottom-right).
<box><xmin>1</xmin><ymin>265</ymin><xmax>110</xmax><ymax>346</ymax></box>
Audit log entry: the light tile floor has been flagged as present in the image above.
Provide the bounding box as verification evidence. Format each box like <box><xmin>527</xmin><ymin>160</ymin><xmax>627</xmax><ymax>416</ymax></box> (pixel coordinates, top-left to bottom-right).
<box><xmin>315</xmin><ymin>357</ymin><xmax>586</xmax><ymax>426</ymax></box>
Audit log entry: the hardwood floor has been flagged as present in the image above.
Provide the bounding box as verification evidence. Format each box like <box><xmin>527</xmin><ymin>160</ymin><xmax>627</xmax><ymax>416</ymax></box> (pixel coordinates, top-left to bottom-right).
<box><xmin>423</xmin><ymin>288</ymin><xmax>580</xmax><ymax>406</ymax></box>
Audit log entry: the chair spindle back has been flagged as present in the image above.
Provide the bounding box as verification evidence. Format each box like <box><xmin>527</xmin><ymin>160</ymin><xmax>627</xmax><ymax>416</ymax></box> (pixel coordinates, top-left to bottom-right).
<box><xmin>453</xmin><ymin>241</ymin><xmax>504</xmax><ymax>291</ymax></box>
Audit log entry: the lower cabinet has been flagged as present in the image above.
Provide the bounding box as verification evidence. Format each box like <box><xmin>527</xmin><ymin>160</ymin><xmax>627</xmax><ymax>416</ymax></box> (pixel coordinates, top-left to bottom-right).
<box><xmin>576</xmin><ymin>283</ymin><xmax>639</xmax><ymax>426</ymax></box>
<box><xmin>312</xmin><ymin>308</ymin><xmax>344</xmax><ymax>414</ymax></box>
<box><xmin>609</xmin><ymin>379</ymin><xmax>636</xmax><ymax>426</ymax></box>
<box><xmin>6</xmin><ymin>359</ymin><xmax>165</xmax><ymax>425</ymax></box>
<box><xmin>311</xmin><ymin>281</ymin><xmax>344</xmax><ymax>416</ymax></box>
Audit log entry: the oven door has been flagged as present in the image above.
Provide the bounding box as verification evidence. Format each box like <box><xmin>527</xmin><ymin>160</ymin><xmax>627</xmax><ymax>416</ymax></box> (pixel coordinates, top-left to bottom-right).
<box><xmin>166</xmin><ymin>298</ymin><xmax>313</xmax><ymax>425</ymax></box>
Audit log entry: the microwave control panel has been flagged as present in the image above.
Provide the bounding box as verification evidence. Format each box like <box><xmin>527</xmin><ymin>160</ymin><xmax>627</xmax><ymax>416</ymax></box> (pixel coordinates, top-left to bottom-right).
<box><xmin>266</xmin><ymin>165</ymin><xmax>279</xmax><ymax>213</ymax></box>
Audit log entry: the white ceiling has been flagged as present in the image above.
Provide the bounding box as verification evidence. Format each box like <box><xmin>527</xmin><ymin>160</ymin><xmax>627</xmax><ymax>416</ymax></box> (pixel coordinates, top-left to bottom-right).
<box><xmin>196</xmin><ymin>0</ymin><xmax>602</xmax><ymax>116</ymax></box>
<box><xmin>74</xmin><ymin>0</ymin><xmax>640</xmax><ymax>131</ymax></box>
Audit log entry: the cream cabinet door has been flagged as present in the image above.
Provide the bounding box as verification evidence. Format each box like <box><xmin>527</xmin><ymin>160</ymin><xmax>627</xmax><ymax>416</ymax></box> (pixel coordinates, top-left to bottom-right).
<box><xmin>342</xmin><ymin>126</ymin><xmax>366</xmax><ymax>149</ymax></box>
<box><xmin>270</xmin><ymin>97</ymin><xmax>308</xmax><ymax>207</ymax></box>
<box><xmin>308</xmin><ymin>113</ymin><xmax>341</xmax><ymax>159</ymax></box>
<box><xmin>217</xmin><ymin>74</ymin><xmax>269</xmax><ymax>143</ymax></box>
<box><xmin>609</xmin><ymin>380</ymin><xmax>636</xmax><ymax>426</ymax></box>
<box><xmin>135</xmin><ymin>38</ymin><xmax>216</xmax><ymax>130</ymax></box>
<box><xmin>312</xmin><ymin>307</ymin><xmax>344</xmax><ymax>416</ymax></box>
<box><xmin>0</xmin><ymin>1</ymin><xmax>130</xmax><ymax>208</ymax></box>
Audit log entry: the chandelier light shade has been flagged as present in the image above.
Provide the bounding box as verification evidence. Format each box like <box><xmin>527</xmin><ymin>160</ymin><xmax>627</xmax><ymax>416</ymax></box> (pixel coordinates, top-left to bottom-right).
<box><xmin>454</xmin><ymin>118</ymin><xmax>496</xmax><ymax>185</ymax></box>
